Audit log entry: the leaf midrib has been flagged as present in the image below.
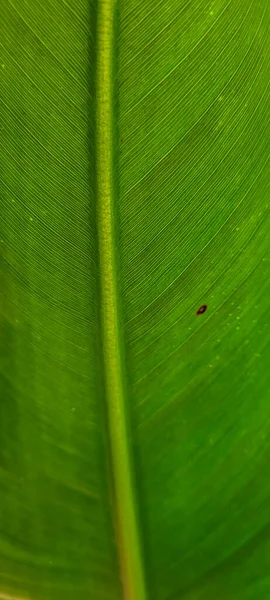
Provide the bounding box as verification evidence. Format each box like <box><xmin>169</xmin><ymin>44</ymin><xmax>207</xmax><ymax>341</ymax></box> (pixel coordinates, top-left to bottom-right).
<box><xmin>95</xmin><ymin>2</ymin><xmax>147</xmax><ymax>599</ymax></box>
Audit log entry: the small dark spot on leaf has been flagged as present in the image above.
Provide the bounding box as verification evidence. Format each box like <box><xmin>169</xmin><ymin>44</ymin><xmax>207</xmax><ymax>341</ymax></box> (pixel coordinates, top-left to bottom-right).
<box><xmin>120</xmin><ymin>138</ymin><xmax>124</xmax><ymax>143</ymax></box>
<box><xmin>196</xmin><ymin>304</ymin><xmax>208</xmax><ymax>315</ymax></box>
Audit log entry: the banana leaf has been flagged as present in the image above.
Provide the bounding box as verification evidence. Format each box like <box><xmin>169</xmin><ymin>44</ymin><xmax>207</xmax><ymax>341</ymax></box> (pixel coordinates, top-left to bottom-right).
<box><xmin>0</xmin><ymin>1</ymin><xmax>269</xmax><ymax>599</ymax></box>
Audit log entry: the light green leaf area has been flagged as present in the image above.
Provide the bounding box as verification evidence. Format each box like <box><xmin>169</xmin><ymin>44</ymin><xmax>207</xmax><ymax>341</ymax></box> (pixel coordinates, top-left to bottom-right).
<box><xmin>0</xmin><ymin>1</ymin><xmax>269</xmax><ymax>599</ymax></box>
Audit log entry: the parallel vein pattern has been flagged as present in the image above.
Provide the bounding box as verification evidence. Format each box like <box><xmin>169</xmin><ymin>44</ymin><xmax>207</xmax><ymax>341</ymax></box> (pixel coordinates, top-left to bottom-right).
<box><xmin>118</xmin><ymin>1</ymin><xmax>270</xmax><ymax>598</ymax></box>
<box><xmin>0</xmin><ymin>1</ymin><xmax>269</xmax><ymax>600</ymax></box>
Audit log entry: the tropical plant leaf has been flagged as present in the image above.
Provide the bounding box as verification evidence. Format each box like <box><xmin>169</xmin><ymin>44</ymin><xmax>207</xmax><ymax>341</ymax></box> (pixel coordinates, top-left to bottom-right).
<box><xmin>0</xmin><ymin>1</ymin><xmax>269</xmax><ymax>599</ymax></box>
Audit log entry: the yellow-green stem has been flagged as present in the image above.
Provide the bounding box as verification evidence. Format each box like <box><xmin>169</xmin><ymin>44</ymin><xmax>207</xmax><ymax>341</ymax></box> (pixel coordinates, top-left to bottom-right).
<box><xmin>96</xmin><ymin>2</ymin><xmax>147</xmax><ymax>599</ymax></box>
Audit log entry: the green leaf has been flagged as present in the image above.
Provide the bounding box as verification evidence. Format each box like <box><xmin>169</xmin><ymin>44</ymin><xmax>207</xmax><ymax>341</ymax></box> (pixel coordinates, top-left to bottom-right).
<box><xmin>0</xmin><ymin>1</ymin><xmax>269</xmax><ymax>599</ymax></box>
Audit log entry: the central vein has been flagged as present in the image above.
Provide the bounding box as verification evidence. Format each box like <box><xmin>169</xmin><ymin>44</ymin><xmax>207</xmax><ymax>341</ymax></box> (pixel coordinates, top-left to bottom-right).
<box><xmin>95</xmin><ymin>2</ymin><xmax>147</xmax><ymax>599</ymax></box>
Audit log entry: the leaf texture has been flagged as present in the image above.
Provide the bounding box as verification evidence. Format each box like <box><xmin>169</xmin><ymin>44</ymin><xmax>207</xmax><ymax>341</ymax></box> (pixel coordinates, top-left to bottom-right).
<box><xmin>0</xmin><ymin>1</ymin><xmax>269</xmax><ymax>599</ymax></box>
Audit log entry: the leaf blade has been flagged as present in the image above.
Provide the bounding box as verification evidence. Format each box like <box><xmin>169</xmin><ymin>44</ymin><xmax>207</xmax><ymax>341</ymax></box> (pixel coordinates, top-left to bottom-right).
<box><xmin>0</xmin><ymin>1</ymin><xmax>269</xmax><ymax>599</ymax></box>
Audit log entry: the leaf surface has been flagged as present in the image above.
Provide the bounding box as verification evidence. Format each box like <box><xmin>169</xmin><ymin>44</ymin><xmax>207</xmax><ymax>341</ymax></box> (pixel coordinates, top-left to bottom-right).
<box><xmin>0</xmin><ymin>1</ymin><xmax>269</xmax><ymax>599</ymax></box>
